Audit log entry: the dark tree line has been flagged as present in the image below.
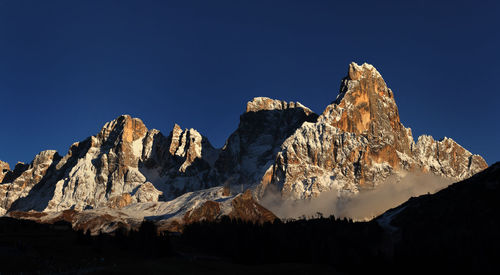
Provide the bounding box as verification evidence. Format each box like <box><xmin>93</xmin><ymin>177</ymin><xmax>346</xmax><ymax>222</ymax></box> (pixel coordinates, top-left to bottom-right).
<box><xmin>75</xmin><ymin>221</ymin><xmax>173</xmax><ymax>258</ymax></box>
<box><xmin>2</xmin><ymin>210</ymin><xmax>500</xmax><ymax>274</ymax></box>
<box><xmin>180</xmin><ymin>209</ymin><xmax>500</xmax><ymax>274</ymax></box>
<box><xmin>180</xmin><ymin>215</ymin><xmax>389</xmax><ymax>273</ymax></box>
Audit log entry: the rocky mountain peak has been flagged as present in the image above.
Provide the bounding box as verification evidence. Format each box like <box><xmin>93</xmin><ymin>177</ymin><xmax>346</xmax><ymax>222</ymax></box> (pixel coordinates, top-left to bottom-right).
<box><xmin>0</xmin><ymin>62</ymin><xmax>489</xmax><ymax>232</ymax></box>
<box><xmin>169</xmin><ymin>124</ymin><xmax>200</xmax><ymax>156</ymax></box>
<box><xmin>318</xmin><ymin>62</ymin><xmax>414</xmax><ymax>173</ymax></box>
<box><xmin>167</xmin><ymin>123</ymin><xmax>215</xmax><ymax>172</ymax></box>
<box><xmin>92</xmin><ymin>115</ymin><xmax>150</xmax><ymax>170</ymax></box>
<box><xmin>347</xmin><ymin>62</ymin><xmax>382</xmax><ymax>81</ymax></box>
<box><xmin>246</xmin><ymin>97</ymin><xmax>314</xmax><ymax>115</ymax></box>
<box><xmin>323</xmin><ymin>62</ymin><xmax>400</xmax><ymax>137</ymax></box>
<box><xmin>171</xmin><ymin>123</ymin><xmax>182</xmax><ymax>136</ymax></box>
<box><xmin>0</xmin><ymin>160</ymin><xmax>10</xmax><ymax>183</ymax></box>
<box><xmin>2</xmin><ymin>162</ymin><xmax>30</xmax><ymax>184</ymax></box>
<box><xmin>0</xmin><ymin>150</ymin><xmax>61</xmax><ymax>214</ymax></box>
<box><xmin>0</xmin><ymin>160</ymin><xmax>9</xmax><ymax>170</ymax></box>
<box><xmin>216</xmin><ymin>97</ymin><xmax>318</xmax><ymax>191</ymax></box>
<box><xmin>261</xmin><ymin>62</ymin><xmax>487</xmax><ymax>200</ymax></box>
<box><xmin>95</xmin><ymin>115</ymin><xmax>148</xmax><ymax>148</ymax></box>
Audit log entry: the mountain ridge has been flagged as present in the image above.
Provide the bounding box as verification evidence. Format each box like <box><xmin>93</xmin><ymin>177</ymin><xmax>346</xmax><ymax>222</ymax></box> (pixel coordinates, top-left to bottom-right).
<box><xmin>258</xmin><ymin>62</ymin><xmax>486</xmax><ymax>200</ymax></box>
<box><xmin>0</xmin><ymin>62</ymin><xmax>488</xmax><ymax>232</ymax></box>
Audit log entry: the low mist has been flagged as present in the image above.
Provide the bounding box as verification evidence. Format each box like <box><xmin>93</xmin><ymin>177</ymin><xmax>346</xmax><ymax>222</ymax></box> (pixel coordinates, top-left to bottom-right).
<box><xmin>260</xmin><ymin>173</ymin><xmax>453</xmax><ymax>221</ymax></box>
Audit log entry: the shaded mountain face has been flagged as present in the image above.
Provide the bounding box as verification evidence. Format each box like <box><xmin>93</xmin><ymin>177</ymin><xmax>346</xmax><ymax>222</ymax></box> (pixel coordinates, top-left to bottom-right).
<box><xmin>378</xmin><ymin>162</ymin><xmax>500</xmax><ymax>229</ymax></box>
<box><xmin>215</xmin><ymin>97</ymin><xmax>318</xmax><ymax>192</ymax></box>
<box><xmin>375</xmin><ymin>162</ymin><xmax>500</xmax><ymax>272</ymax></box>
<box><xmin>138</xmin><ymin>123</ymin><xmax>219</xmax><ymax>200</ymax></box>
<box><xmin>258</xmin><ymin>63</ymin><xmax>487</xmax><ymax>199</ymax></box>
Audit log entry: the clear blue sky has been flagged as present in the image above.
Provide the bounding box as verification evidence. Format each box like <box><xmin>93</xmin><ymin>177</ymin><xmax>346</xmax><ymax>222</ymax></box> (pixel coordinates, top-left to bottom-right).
<box><xmin>0</xmin><ymin>0</ymin><xmax>498</xmax><ymax>167</ymax></box>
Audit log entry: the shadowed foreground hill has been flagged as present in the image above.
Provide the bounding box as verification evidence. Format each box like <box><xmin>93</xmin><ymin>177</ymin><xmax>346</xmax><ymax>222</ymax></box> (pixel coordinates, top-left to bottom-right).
<box><xmin>378</xmin><ymin>161</ymin><xmax>500</xmax><ymax>272</ymax></box>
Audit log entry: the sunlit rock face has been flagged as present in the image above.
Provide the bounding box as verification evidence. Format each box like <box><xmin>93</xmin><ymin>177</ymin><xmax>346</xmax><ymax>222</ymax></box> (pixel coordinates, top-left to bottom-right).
<box><xmin>259</xmin><ymin>62</ymin><xmax>487</xmax><ymax>199</ymax></box>
<box><xmin>1</xmin><ymin>115</ymin><xmax>219</xmax><ymax>213</ymax></box>
<box><xmin>0</xmin><ymin>62</ymin><xmax>488</xmax><ymax>233</ymax></box>
<box><xmin>0</xmin><ymin>151</ymin><xmax>60</xmax><ymax>215</ymax></box>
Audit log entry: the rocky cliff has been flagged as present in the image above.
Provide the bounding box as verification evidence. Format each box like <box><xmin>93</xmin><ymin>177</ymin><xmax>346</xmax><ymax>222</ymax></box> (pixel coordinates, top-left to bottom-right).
<box><xmin>215</xmin><ymin>97</ymin><xmax>317</xmax><ymax>192</ymax></box>
<box><xmin>0</xmin><ymin>62</ymin><xmax>488</xmax><ymax>232</ymax></box>
<box><xmin>258</xmin><ymin>62</ymin><xmax>487</xmax><ymax>199</ymax></box>
<box><xmin>0</xmin><ymin>115</ymin><xmax>219</xmax><ymax>214</ymax></box>
<box><xmin>0</xmin><ymin>160</ymin><xmax>10</xmax><ymax>183</ymax></box>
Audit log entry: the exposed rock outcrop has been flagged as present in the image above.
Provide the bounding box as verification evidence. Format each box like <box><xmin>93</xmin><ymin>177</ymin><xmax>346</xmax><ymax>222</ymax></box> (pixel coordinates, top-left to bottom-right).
<box><xmin>140</xmin><ymin>124</ymin><xmax>219</xmax><ymax>200</ymax></box>
<box><xmin>259</xmin><ymin>62</ymin><xmax>487</xmax><ymax>199</ymax></box>
<box><xmin>216</xmin><ymin>97</ymin><xmax>318</xmax><ymax>192</ymax></box>
<box><xmin>0</xmin><ymin>151</ymin><xmax>61</xmax><ymax>215</ymax></box>
<box><xmin>2</xmin><ymin>115</ymin><xmax>218</xmax><ymax>213</ymax></box>
<box><xmin>229</xmin><ymin>190</ymin><xmax>278</xmax><ymax>223</ymax></box>
<box><xmin>183</xmin><ymin>200</ymin><xmax>221</xmax><ymax>224</ymax></box>
<box><xmin>0</xmin><ymin>160</ymin><xmax>10</xmax><ymax>183</ymax></box>
<box><xmin>0</xmin><ymin>62</ymin><xmax>488</xmax><ymax>234</ymax></box>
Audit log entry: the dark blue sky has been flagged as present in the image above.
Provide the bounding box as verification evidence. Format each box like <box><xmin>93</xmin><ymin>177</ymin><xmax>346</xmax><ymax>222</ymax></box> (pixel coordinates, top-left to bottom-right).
<box><xmin>0</xmin><ymin>0</ymin><xmax>498</xmax><ymax>166</ymax></box>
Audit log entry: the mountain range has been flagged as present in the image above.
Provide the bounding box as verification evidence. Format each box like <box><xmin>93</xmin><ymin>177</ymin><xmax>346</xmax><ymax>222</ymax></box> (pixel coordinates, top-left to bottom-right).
<box><xmin>0</xmin><ymin>62</ymin><xmax>488</xmax><ymax>234</ymax></box>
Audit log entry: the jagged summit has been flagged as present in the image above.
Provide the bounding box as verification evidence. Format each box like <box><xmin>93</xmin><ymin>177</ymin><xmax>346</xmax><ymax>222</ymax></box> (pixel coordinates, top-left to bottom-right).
<box><xmin>167</xmin><ymin>122</ymin><xmax>218</xmax><ymax>172</ymax></box>
<box><xmin>0</xmin><ymin>160</ymin><xmax>10</xmax><ymax>183</ymax></box>
<box><xmin>326</xmin><ymin>62</ymin><xmax>400</xmax><ymax>136</ymax></box>
<box><xmin>246</xmin><ymin>97</ymin><xmax>314</xmax><ymax>115</ymax></box>
<box><xmin>0</xmin><ymin>114</ymin><xmax>221</xmax><ymax>214</ymax></box>
<box><xmin>96</xmin><ymin>114</ymin><xmax>148</xmax><ymax>146</ymax></box>
<box><xmin>0</xmin><ymin>62</ymin><xmax>489</xmax><ymax>232</ymax></box>
<box><xmin>217</xmin><ymin>97</ymin><xmax>318</xmax><ymax>190</ymax></box>
<box><xmin>0</xmin><ymin>160</ymin><xmax>9</xmax><ymax>170</ymax></box>
<box><xmin>259</xmin><ymin>62</ymin><xmax>487</xmax><ymax>199</ymax></box>
<box><xmin>347</xmin><ymin>62</ymin><xmax>382</xmax><ymax>80</ymax></box>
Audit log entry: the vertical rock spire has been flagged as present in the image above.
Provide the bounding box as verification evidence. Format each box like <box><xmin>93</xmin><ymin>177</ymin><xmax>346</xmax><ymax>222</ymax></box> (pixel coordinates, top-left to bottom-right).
<box><xmin>261</xmin><ymin>62</ymin><xmax>487</xmax><ymax>199</ymax></box>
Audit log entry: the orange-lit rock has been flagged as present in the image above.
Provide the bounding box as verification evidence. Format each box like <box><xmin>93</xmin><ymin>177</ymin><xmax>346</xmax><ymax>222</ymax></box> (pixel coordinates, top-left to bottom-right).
<box><xmin>183</xmin><ymin>200</ymin><xmax>221</xmax><ymax>224</ymax></box>
<box><xmin>262</xmin><ymin>62</ymin><xmax>487</xmax><ymax>199</ymax></box>
<box><xmin>229</xmin><ymin>190</ymin><xmax>278</xmax><ymax>223</ymax></box>
<box><xmin>107</xmin><ymin>193</ymin><xmax>133</xmax><ymax>209</ymax></box>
